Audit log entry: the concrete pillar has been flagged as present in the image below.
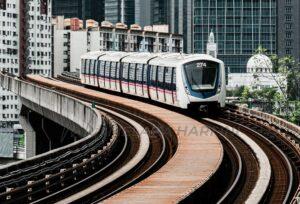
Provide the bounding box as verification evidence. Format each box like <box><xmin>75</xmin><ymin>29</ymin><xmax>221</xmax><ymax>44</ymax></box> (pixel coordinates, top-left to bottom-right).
<box><xmin>19</xmin><ymin>115</ymin><xmax>36</xmax><ymax>159</ymax></box>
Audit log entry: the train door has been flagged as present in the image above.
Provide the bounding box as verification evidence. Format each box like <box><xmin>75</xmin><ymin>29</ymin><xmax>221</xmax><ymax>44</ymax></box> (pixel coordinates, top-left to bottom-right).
<box><xmin>87</xmin><ymin>59</ymin><xmax>91</xmax><ymax>85</ymax></box>
<box><xmin>90</xmin><ymin>60</ymin><xmax>96</xmax><ymax>86</ymax></box>
<box><xmin>164</xmin><ymin>67</ymin><xmax>174</xmax><ymax>105</ymax></box>
<box><xmin>93</xmin><ymin>60</ymin><xmax>98</xmax><ymax>87</ymax></box>
<box><xmin>136</xmin><ymin>64</ymin><xmax>144</xmax><ymax>97</ymax></box>
<box><xmin>142</xmin><ymin>65</ymin><xmax>149</xmax><ymax>98</ymax></box>
<box><xmin>128</xmin><ymin>63</ymin><xmax>136</xmax><ymax>95</ymax></box>
<box><xmin>172</xmin><ymin>68</ymin><xmax>178</xmax><ymax>106</ymax></box>
<box><xmin>104</xmin><ymin>61</ymin><xmax>111</xmax><ymax>89</ymax></box>
<box><xmin>81</xmin><ymin>59</ymin><xmax>86</xmax><ymax>84</ymax></box>
<box><xmin>116</xmin><ymin>62</ymin><xmax>121</xmax><ymax>92</ymax></box>
<box><xmin>157</xmin><ymin>66</ymin><xmax>165</xmax><ymax>102</ymax></box>
<box><xmin>96</xmin><ymin>60</ymin><xmax>100</xmax><ymax>88</ymax></box>
<box><xmin>149</xmin><ymin>65</ymin><xmax>158</xmax><ymax>100</ymax></box>
<box><xmin>110</xmin><ymin>62</ymin><xmax>117</xmax><ymax>91</ymax></box>
<box><xmin>121</xmin><ymin>63</ymin><xmax>129</xmax><ymax>93</ymax></box>
<box><xmin>98</xmin><ymin>61</ymin><xmax>105</xmax><ymax>88</ymax></box>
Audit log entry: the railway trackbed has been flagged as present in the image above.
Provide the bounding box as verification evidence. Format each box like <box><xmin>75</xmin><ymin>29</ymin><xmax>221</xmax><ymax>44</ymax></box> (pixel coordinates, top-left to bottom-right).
<box><xmin>192</xmin><ymin>107</ymin><xmax>300</xmax><ymax>204</ymax></box>
<box><xmin>24</xmin><ymin>74</ymin><xmax>300</xmax><ymax>203</ymax></box>
<box><xmin>55</xmin><ymin>100</ymin><xmax>176</xmax><ymax>203</ymax></box>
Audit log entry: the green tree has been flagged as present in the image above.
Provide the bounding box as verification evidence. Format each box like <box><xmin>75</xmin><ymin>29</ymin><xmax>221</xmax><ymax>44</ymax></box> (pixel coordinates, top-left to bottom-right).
<box><xmin>241</xmin><ymin>86</ymin><xmax>251</xmax><ymax>103</ymax></box>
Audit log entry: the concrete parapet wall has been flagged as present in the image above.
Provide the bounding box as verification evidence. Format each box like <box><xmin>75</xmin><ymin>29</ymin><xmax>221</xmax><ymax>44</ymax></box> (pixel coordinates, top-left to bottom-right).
<box><xmin>229</xmin><ymin>105</ymin><xmax>300</xmax><ymax>139</ymax></box>
<box><xmin>0</xmin><ymin>73</ymin><xmax>101</xmax><ymax>138</ymax></box>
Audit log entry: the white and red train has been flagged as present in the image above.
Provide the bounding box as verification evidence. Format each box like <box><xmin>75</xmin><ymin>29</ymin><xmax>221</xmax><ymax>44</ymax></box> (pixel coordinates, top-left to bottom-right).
<box><xmin>80</xmin><ymin>51</ymin><xmax>226</xmax><ymax>109</ymax></box>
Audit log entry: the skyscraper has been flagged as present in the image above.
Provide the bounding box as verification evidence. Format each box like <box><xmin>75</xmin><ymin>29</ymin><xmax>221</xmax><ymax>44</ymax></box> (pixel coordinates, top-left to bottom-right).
<box><xmin>277</xmin><ymin>0</ymin><xmax>300</xmax><ymax>61</ymax></box>
<box><xmin>105</xmin><ymin>0</ymin><xmax>134</xmax><ymax>25</ymax></box>
<box><xmin>151</xmin><ymin>0</ymin><xmax>170</xmax><ymax>25</ymax></box>
<box><xmin>0</xmin><ymin>0</ymin><xmax>52</xmax><ymax>126</ymax></box>
<box><xmin>193</xmin><ymin>0</ymin><xmax>277</xmax><ymax>73</ymax></box>
<box><xmin>169</xmin><ymin>0</ymin><xmax>193</xmax><ymax>53</ymax></box>
<box><xmin>105</xmin><ymin>0</ymin><xmax>169</xmax><ymax>27</ymax></box>
<box><xmin>52</xmin><ymin>0</ymin><xmax>105</xmax><ymax>23</ymax></box>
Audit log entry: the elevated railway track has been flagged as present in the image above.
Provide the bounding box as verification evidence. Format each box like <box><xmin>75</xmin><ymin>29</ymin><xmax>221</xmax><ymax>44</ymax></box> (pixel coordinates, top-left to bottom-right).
<box><xmin>0</xmin><ymin>72</ymin><xmax>299</xmax><ymax>203</ymax></box>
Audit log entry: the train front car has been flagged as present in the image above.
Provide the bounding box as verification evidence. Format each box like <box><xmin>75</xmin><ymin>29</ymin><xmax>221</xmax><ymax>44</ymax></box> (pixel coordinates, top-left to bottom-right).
<box><xmin>179</xmin><ymin>55</ymin><xmax>226</xmax><ymax>109</ymax></box>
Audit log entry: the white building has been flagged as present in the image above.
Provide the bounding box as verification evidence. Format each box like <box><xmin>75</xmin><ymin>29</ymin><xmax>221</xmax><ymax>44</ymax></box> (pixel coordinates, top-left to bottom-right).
<box><xmin>0</xmin><ymin>0</ymin><xmax>52</xmax><ymax>126</ymax></box>
<box><xmin>227</xmin><ymin>54</ymin><xmax>286</xmax><ymax>92</ymax></box>
<box><xmin>52</xmin><ymin>17</ymin><xmax>183</xmax><ymax>77</ymax></box>
<box><xmin>206</xmin><ymin>31</ymin><xmax>217</xmax><ymax>58</ymax></box>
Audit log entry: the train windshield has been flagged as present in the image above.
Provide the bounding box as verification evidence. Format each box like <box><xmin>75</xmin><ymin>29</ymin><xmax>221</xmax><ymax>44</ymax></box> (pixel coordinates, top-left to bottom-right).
<box><xmin>184</xmin><ymin>61</ymin><xmax>218</xmax><ymax>91</ymax></box>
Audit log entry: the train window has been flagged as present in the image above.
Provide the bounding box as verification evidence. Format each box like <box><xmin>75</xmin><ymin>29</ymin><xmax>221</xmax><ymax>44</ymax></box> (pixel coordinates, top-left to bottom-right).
<box><xmin>105</xmin><ymin>61</ymin><xmax>111</xmax><ymax>78</ymax></box>
<box><xmin>165</xmin><ymin>67</ymin><xmax>172</xmax><ymax>90</ymax></box>
<box><xmin>90</xmin><ymin>60</ymin><xmax>95</xmax><ymax>75</ymax></box>
<box><xmin>122</xmin><ymin>63</ymin><xmax>129</xmax><ymax>80</ymax></box>
<box><xmin>81</xmin><ymin>59</ymin><xmax>85</xmax><ymax>74</ymax></box>
<box><xmin>157</xmin><ymin>66</ymin><xmax>165</xmax><ymax>89</ymax></box>
<box><xmin>96</xmin><ymin>60</ymin><xmax>101</xmax><ymax>76</ymax></box>
<box><xmin>172</xmin><ymin>68</ymin><xmax>176</xmax><ymax>91</ymax></box>
<box><xmin>111</xmin><ymin>62</ymin><xmax>117</xmax><ymax>79</ymax></box>
<box><xmin>136</xmin><ymin>64</ymin><xmax>143</xmax><ymax>84</ymax></box>
<box><xmin>150</xmin><ymin>66</ymin><xmax>157</xmax><ymax>87</ymax></box>
<box><xmin>116</xmin><ymin>62</ymin><xmax>120</xmax><ymax>80</ymax></box>
<box><xmin>87</xmin><ymin>60</ymin><xmax>91</xmax><ymax>75</ymax></box>
<box><xmin>129</xmin><ymin>63</ymin><xmax>136</xmax><ymax>83</ymax></box>
<box><xmin>99</xmin><ymin>61</ymin><xmax>105</xmax><ymax>77</ymax></box>
<box><xmin>143</xmin><ymin>65</ymin><xmax>148</xmax><ymax>84</ymax></box>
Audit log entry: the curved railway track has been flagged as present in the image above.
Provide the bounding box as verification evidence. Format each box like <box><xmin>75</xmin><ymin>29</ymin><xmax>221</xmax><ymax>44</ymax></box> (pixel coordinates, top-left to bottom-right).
<box><xmin>202</xmin><ymin>121</ymin><xmax>259</xmax><ymax>203</ymax></box>
<box><xmin>0</xmin><ymin>113</ymin><xmax>122</xmax><ymax>203</ymax></box>
<box><xmin>11</xmin><ymin>74</ymin><xmax>300</xmax><ymax>203</ymax></box>
<box><xmin>219</xmin><ymin>108</ymin><xmax>300</xmax><ymax>203</ymax></box>
<box><xmin>0</xmin><ymin>74</ymin><xmax>176</xmax><ymax>204</ymax></box>
<box><xmin>57</xmin><ymin>101</ymin><xmax>176</xmax><ymax>203</ymax></box>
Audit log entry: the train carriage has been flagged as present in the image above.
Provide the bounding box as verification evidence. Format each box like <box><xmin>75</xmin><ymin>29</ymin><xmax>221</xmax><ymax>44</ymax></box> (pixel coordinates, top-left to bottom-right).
<box><xmin>80</xmin><ymin>51</ymin><xmax>226</xmax><ymax>109</ymax></box>
<box><xmin>97</xmin><ymin>52</ymin><xmax>130</xmax><ymax>91</ymax></box>
<box><xmin>81</xmin><ymin>51</ymin><xmax>106</xmax><ymax>87</ymax></box>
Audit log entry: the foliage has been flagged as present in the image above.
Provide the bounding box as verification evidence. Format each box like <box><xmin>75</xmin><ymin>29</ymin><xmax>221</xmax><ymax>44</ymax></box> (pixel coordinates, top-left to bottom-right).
<box><xmin>250</xmin><ymin>46</ymin><xmax>300</xmax><ymax>124</ymax></box>
<box><xmin>241</xmin><ymin>86</ymin><xmax>251</xmax><ymax>102</ymax></box>
<box><xmin>290</xmin><ymin>102</ymin><xmax>300</xmax><ymax>125</ymax></box>
<box><xmin>227</xmin><ymin>86</ymin><xmax>245</xmax><ymax>97</ymax></box>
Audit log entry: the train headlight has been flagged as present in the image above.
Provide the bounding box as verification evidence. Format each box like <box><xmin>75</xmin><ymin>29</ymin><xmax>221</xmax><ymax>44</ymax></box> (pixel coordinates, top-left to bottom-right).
<box><xmin>217</xmin><ymin>84</ymin><xmax>222</xmax><ymax>93</ymax></box>
<box><xmin>185</xmin><ymin>86</ymin><xmax>191</xmax><ymax>95</ymax></box>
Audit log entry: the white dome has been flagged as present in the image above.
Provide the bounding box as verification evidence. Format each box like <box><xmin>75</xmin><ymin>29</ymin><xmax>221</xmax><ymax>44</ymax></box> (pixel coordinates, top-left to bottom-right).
<box><xmin>247</xmin><ymin>54</ymin><xmax>273</xmax><ymax>73</ymax></box>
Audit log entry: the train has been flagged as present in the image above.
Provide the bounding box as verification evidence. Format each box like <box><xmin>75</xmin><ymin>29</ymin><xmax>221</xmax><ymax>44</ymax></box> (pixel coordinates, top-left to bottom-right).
<box><xmin>80</xmin><ymin>51</ymin><xmax>226</xmax><ymax>109</ymax></box>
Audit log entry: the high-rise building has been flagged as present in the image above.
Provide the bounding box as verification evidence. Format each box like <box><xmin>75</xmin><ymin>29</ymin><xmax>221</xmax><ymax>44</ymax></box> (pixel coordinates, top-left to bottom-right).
<box><xmin>278</xmin><ymin>0</ymin><xmax>300</xmax><ymax>62</ymax></box>
<box><xmin>52</xmin><ymin>0</ymin><xmax>105</xmax><ymax>23</ymax></box>
<box><xmin>151</xmin><ymin>0</ymin><xmax>170</xmax><ymax>25</ymax></box>
<box><xmin>0</xmin><ymin>0</ymin><xmax>52</xmax><ymax>126</ymax></box>
<box><xmin>169</xmin><ymin>0</ymin><xmax>193</xmax><ymax>53</ymax></box>
<box><xmin>169</xmin><ymin>0</ymin><xmax>300</xmax><ymax>72</ymax></box>
<box><xmin>105</xmin><ymin>0</ymin><xmax>139</xmax><ymax>26</ymax></box>
<box><xmin>193</xmin><ymin>0</ymin><xmax>277</xmax><ymax>73</ymax></box>
<box><xmin>104</xmin><ymin>0</ymin><xmax>169</xmax><ymax>27</ymax></box>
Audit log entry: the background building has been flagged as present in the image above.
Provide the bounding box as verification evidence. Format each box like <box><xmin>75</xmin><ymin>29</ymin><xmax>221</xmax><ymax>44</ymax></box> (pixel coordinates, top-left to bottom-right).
<box><xmin>105</xmin><ymin>0</ymin><xmax>135</xmax><ymax>25</ymax></box>
<box><xmin>193</xmin><ymin>0</ymin><xmax>277</xmax><ymax>73</ymax></box>
<box><xmin>169</xmin><ymin>0</ymin><xmax>193</xmax><ymax>53</ymax></box>
<box><xmin>0</xmin><ymin>0</ymin><xmax>52</xmax><ymax>127</ymax></box>
<box><xmin>52</xmin><ymin>17</ymin><xmax>183</xmax><ymax>77</ymax></box>
<box><xmin>277</xmin><ymin>0</ymin><xmax>300</xmax><ymax>61</ymax></box>
<box><xmin>227</xmin><ymin>54</ymin><xmax>286</xmax><ymax>92</ymax></box>
<box><xmin>151</xmin><ymin>0</ymin><xmax>169</xmax><ymax>25</ymax></box>
<box><xmin>52</xmin><ymin>0</ymin><xmax>105</xmax><ymax>23</ymax></box>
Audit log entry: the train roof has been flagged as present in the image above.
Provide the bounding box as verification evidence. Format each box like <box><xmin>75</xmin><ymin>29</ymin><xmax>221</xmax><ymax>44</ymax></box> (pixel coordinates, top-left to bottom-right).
<box><xmin>121</xmin><ymin>52</ymin><xmax>160</xmax><ymax>64</ymax></box>
<box><xmin>149</xmin><ymin>53</ymin><xmax>219</xmax><ymax>67</ymax></box>
<box><xmin>81</xmin><ymin>51</ymin><xmax>222</xmax><ymax>66</ymax></box>
<box><xmin>98</xmin><ymin>51</ymin><xmax>131</xmax><ymax>62</ymax></box>
<box><xmin>81</xmin><ymin>51</ymin><xmax>105</xmax><ymax>59</ymax></box>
